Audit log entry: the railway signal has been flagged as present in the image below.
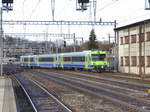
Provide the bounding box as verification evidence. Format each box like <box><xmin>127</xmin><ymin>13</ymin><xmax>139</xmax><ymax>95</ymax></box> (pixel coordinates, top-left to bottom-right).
<box><xmin>64</xmin><ymin>41</ymin><xmax>66</xmax><ymax>47</ymax></box>
<box><xmin>2</xmin><ymin>0</ymin><xmax>13</xmax><ymax>11</ymax></box>
<box><xmin>145</xmin><ymin>0</ymin><xmax>150</xmax><ymax>10</ymax></box>
<box><xmin>76</xmin><ymin>0</ymin><xmax>90</xmax><ymax>11</ymax></box>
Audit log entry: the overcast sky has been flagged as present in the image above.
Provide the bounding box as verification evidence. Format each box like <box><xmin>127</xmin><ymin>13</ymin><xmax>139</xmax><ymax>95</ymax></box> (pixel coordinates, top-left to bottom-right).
<box><xmin>2</xmin><ymin>0</ymin><xmax>150</xmax><ymax>42</ymax></box>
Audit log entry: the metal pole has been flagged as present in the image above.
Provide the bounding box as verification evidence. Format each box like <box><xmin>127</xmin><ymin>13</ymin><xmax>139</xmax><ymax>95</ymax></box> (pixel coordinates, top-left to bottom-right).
<box><xmin>73</xmin><ymin>33</ymin><xmax>76</xmax><ymax>52</ymax></box>
<box><xmin>114</xmin><ymin>20</ymin><xmax>117</xmax><ymax>44</ymax></box>
<box><xmin>108</xmin><ymin>34</ymin><xmax>110</xmax><ymax>53</ymax></box>
<box><xmin>114</xmin><ymin>20</ymin><xmax>118</xmax><ymax>72</ymax></box>
<box><xmin>0</xmin><ymin>8</ymin><xmax>3</xmax><ymax>57</ymax></box>
<box><xmin>0</xmin><ymin>63</ymin><xmax>3</xmax><ymax>76</ymax></box>
<box><xmin>82</xmin><ymin>37</ymin><xmax>84</xmax><ymax>44</ymax></box>
<box><xmin>0</xmin><ymin>7</ymin><xmax>3</xmax><ymax>76</ymax></box>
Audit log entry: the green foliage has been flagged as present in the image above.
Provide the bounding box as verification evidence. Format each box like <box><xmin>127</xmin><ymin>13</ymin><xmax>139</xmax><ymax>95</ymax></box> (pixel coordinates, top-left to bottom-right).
<box><xmin>88</xmin><ymin>29</ymin><xmax>98</xmax><ymax>50</ymax></box>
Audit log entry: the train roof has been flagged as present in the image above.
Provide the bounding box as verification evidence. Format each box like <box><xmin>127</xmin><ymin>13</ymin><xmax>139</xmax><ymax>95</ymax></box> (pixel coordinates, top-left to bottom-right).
<box><xmin>21</xmin><ymin>55</ymin><xmax>36</xmax><ymax>58</ymax></box>
<box><xmin>61</xmin><ymin>51</ymin><xmax>90</xmax><ymax>56</ymax></box>
<box><xmin>61</xmin><ymin>51</ymin><xmax>106</xmax><ymax>56</ymax></box>
<box><xmin>38</xmin><ymin>54</ymin><xmax>56</xmax><ymax>57</ymax></box>
<box><xmin>20</xmin><ymin>50</ymin><xmax>107</xmax><ymax>58</ymax></box>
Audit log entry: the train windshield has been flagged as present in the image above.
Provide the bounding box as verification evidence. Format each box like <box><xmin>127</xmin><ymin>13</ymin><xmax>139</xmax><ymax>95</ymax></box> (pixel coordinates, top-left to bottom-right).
<box><xmin>92</xmin><ymin>54</ymin><xmax>106</xmax><ymax>61</ymax></box>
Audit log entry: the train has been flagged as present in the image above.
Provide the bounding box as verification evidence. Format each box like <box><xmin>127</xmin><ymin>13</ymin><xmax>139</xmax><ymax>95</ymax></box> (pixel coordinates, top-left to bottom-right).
<box><xmin>20</xmin><ymin>50</ymin><xmax>108</xmax><ymax>72</ymax></box>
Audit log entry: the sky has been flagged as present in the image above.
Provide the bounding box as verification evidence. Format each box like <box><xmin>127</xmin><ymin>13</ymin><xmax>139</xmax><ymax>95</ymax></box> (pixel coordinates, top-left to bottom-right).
<box><xmin>2</xmin><ymin>0</ymin><xmax>150</xmax><ymax>43</ymax></box>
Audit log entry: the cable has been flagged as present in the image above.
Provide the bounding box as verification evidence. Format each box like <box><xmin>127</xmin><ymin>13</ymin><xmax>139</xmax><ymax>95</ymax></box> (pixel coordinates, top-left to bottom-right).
<box><xmin>22</xmin><ymin>0</ymin><xmax>27</xmax><ymax>20</ymax></box>
<box><xmin>28</xmin><ymin>0</ymin><xmax>42</xmax><ymax>20</ymax></box>
<box><xmin>97</xmin><ymin>0</ymin><xmax>119</xmax><ymax>13</ymax></box>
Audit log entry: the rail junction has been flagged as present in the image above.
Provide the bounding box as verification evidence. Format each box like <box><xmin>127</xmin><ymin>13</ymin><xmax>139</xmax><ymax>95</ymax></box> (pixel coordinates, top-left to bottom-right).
<box><xmin>1</xmin><ymin>65</ymin><xmax>150</xmax><ymax>112</ymax></box>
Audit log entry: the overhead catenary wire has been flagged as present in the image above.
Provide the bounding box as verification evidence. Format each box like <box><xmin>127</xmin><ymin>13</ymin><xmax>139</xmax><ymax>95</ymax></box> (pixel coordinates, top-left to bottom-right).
<box><xmin>28</xmin><ymin>0</ymin><xmax>42</xmax><ymax>20</ymax></box>
<box><xmin>22</xmin><ymin>0</ymin><xmax>25</xmax><ymax>20</ymax></box>
<box><xmin>97</xmin><ymin>0</ymin><xmax>119</xmax><ymax>13</ymax></box>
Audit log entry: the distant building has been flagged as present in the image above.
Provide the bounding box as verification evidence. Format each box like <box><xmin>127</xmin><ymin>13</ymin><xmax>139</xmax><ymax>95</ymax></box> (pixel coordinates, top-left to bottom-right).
<box><xmin>115</xmin><ymin>19</ymin><xmax>150</xmax><ymax>76</ymax></box>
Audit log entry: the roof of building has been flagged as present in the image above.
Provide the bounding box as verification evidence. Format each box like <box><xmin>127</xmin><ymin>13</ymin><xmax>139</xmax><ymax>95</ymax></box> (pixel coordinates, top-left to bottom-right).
<box><xmin>114</xmin><ymin>18</ymin><xmax>150</xmax><ymax>31</ymax></box>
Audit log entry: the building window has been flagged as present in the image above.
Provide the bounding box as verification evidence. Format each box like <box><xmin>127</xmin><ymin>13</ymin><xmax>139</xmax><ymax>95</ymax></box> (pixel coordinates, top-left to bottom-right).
<box><xmin>147</xmin><ymin>32</ymin><xmax>150</xmax><ymax>41</ymax></box>
<box><xmin>147</xmin><ymin>56</ymin><xmax>150</xmax><ymax>67</ymax></box>
<box><xmin>125</xmin><ymin>56</ymin><xmax>129</xmax><ymax>66</ymax></box>
<box><xmin>131</xmin><ymin>56</ymin><xmax>137</xmax><ymax>66</ymax></box>
<box><xmin>120</xmin><ymin>37</ymin><xmax>123</xmax><ymax>45</ymax></box>
<box><xmin>139</xmin><ymin>33</ymin><xmax>144</xmax><ymax>42</ymax></box>
<box><xmin>131</xmin><ymin>34</ymin><xmax>136</xmax><ymax>43</ymax></box>
<box><xmin>124</xmin><ymin>36</ymin><xmax>129</xmax><ymax>44</ymax></box>
<box><xmin>120</xmin><ymin>57</ymin><xmax>123</xmax><ymax>66</ymax></box>
<box><xmin>139</xmin><ymin>56</ymin><xmax>145</xmax><ymax>66</ymax></box>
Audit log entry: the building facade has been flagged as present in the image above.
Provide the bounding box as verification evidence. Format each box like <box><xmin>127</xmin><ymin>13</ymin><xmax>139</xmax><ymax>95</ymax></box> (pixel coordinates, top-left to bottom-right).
<box><xmin>115</xmin><ymin>19</ymin><xmax>150</xmax><ymax>76</ymax></box>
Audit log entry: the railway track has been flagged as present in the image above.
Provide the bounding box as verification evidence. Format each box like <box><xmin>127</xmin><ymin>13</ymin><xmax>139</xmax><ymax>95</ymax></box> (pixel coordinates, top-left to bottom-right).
<box><xmin>12</xmin><ymin>74</ymin><xmax>73</xmax><ymax>112</ymax></box>
<box><xmin>29</xmin><ymin>69</ymin><xmax>150</xmax><ymax>112</ymax></box>
<box><xmin>68</xmin><ymin>70</ymin><xmax>150</xmax><ymax>84</ymax></box>
<box><xmin>51</xmin><ymin>70</ymin><xmax>150</xmax><ymax>92</ymax></box>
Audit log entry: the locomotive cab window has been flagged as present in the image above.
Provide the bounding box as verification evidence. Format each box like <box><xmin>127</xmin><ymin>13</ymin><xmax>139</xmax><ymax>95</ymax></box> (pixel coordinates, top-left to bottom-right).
<box><xmin>92</xmin><ymin>54</ymin><xmax>106</xmax><ymax>61</ymax></box>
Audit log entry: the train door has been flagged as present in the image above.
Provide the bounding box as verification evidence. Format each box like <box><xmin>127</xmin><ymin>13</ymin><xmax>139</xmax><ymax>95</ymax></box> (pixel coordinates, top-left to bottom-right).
<box><xmin>56</xmin><ymin>55</ymin><xmax>60</xmax><ymax>67</ymax></box>
<box><xmin>28</xmin><ymin>56</ymin><xmax>30</xmax><ymax>67</ymax></box>
<box><xmin>21</xmin><ymin>57</ymin><xmax>24</xmax><ymax>66</ymax></box>
<box><xmin>88</xmin><ymin>55</ymin><xmax>91</xmax><ymax>68</ymax></box>
<box><xmin>85</xmin><ymin>55</ymin><xmax>88</xmax><ymax>69</ymax></box>
<box><xmin>36</xmin><ymin>56</ymin><xmax>39</xmax><ymax>67</ymax></box>
<box><xmin>60</xmin><ymin>56</ymin><xmax>64</xmax><ymax>68</ymax></box>
<box><xmin>53</xmin><ymin>56</ymin><xmax>56</xmax><ymax>68</ymax></box>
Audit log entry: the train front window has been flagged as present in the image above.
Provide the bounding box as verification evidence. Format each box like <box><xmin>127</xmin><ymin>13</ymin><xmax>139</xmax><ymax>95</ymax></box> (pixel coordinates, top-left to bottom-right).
<box><xmin>92</xmin><ymin>54</ymin><xmax>106</xmax><ymax>61</ymax></box>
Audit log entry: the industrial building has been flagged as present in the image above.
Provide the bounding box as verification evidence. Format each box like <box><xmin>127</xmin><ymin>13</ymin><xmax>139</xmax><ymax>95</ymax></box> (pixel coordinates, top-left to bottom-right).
<box><xmin>115</xmin><ymin>19</ymin><xmax>150</xmax><ymax>76</ymax></box>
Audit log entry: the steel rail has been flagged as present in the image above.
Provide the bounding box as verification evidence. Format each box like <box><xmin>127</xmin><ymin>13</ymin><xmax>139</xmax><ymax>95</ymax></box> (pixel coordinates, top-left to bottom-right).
<box><xmin>29</xmin><ymin>78</ymin><xmax>73</xmax><ymax>112</ymax></box>
<box><xmin>31</xmin><ymin>70</ymin><xmax>150</xmax><ymax>112</ymax></box>
<box><xmin>61</xmin><ymin>71</ymin><xmax>150</xmax><ymax>91</ymax></box>
<box><xmin>13</xmin><ymin>74</ymin><xmax>73</xmax><ymax>112</ymax></box>
<box><xmin>11</xmin><ymin>75</ymin><xmax>38</xmax><ymax>112</ymax></box>
<box><xmin>42</xmin><ymin>71</ymin><xmax>150</xmax><ymax>106</ymax></box>
<box><xmin>48</xmin><ymin>71</ymin><xmax>150</xmax><ymax>104</ymax></box>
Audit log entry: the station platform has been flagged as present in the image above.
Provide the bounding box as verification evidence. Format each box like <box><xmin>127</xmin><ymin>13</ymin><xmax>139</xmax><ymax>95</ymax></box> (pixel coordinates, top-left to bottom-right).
<box><xmin>0</xmin><ymin>77</ymin><xmax>17</xmax><ymax>112</ymax></box>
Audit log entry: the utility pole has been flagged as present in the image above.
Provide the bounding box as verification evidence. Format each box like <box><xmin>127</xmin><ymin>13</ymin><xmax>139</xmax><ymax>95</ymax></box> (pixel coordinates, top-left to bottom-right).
<box><xmin>73</xmin><ymin>33</ymin><xmax>76</xmax><ymax>52</ymax></box>
<box><xmin>108</xmin><ymin>33</ymin><xmax>110</xmax><ymax>53</ymax></box>
<box><xmin>0</xmin><ymin>7</ymin><xmax>3</xmax><ymax>76</ymax></box>
<box><xmin>114</xmin><ymin>20</ymin><xmax>118</xmax><ymax>72</ymax></box>
<box><xmin>0</xmin><ymin>5</ymin><xmax>3</xmax><ymax>57</ymax></box>
<box><xmin>0</xmin><ymin>0</ymin><xmax>13</xmax><ymax>76</ymax></box>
